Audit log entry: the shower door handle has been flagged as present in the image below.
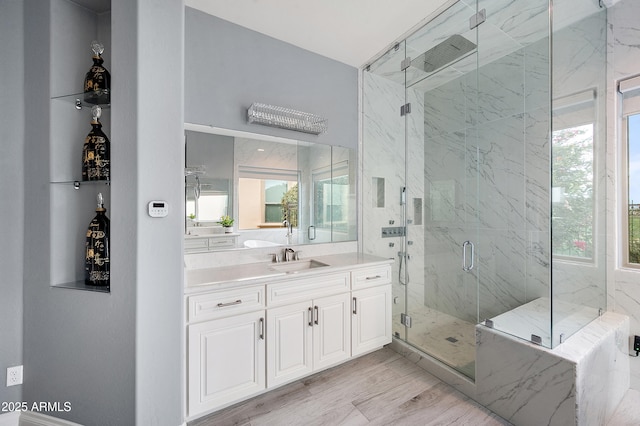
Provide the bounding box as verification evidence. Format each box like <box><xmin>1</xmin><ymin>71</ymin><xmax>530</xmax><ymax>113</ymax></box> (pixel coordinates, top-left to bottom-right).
<box><xmin>462</xmin><ymin>241</ymin><xmax>474</xmax><ymax>272</ymax></box>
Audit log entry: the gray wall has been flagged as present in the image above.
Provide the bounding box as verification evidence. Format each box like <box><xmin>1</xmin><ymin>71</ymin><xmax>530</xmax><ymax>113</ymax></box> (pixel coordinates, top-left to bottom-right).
<box><xmin>23</xmin><ymin>1</ymin><xmax>136</xmax><ymax>424</ymax></box>
<box><xmin>21</xmin><ymin>0</ymin><xmax>184</xmax><ymax>424</ymax></box>
<box><xmin>0</xmin><ymin>0</ymin><xmax>24</xmax><ymax>405</ymax></box>
<box><xmin>185</xmin><ymin>7</ymin><xmax>358</xmax><ymax>150</ymax></box>
<box><xmin>133</xmin><ymin>0</ymin><xmax>184</xmax><ymax>422</ymax></box>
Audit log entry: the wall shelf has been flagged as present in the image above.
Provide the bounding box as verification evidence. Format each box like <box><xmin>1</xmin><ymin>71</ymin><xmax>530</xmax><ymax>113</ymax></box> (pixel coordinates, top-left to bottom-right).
<box><xmin>52</xmin><ymin>281</ymin><xmax>110</xmax><ymax>293</ymax></box>
<box><xmin>49</xmin><ymin>32</ymin><xmax>112</xmax><ymax>294</ymax></box>
<box><xmin>51</xmin><ymin>92</ymin><xmax>111</xmax><ymax>110</ymax></box>
<box><xmin>50</xmin><ymin>180</ymin><xmax>110</xmax><ymax>189</ymax></box>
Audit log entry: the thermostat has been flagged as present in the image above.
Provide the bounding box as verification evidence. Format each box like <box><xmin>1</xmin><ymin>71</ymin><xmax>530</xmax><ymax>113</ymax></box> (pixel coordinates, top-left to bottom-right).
<box><xmin>148</xmin><ymin>200</ymin><xmax>169</xmax><ymax>217</ymax></box>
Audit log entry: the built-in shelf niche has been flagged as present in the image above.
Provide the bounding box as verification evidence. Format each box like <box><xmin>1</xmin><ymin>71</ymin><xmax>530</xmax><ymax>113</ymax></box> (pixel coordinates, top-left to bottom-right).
<box><xmin>49</xmin><ymin>0</ymin><xmax>111</xmax><ymax>293</ymax></box>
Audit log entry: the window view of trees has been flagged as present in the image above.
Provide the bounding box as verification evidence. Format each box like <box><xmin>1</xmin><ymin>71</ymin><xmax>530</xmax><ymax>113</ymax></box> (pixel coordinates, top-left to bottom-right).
<box><xmin>280</xmin><ymin>184</ymin><xmax>298</xmax><ymax>226</ymax></box>
<box><xmin>551</xmin><ymin>124</ymin><xmax>594</xmax><ymax>259</ymax></box>
<box><xmin>627</xmin><ymin>114</ymin><xmax>640</xmax><ymax>264</ymax></box>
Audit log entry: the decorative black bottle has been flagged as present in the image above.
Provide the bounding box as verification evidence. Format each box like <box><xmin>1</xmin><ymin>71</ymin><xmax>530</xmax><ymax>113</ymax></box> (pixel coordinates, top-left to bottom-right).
<box><xmin>85</xmin><ymin>193</ymin><xmax>110</xmax><ymax>287</ymax></box>
<box><xmin>82</xmin><ymin>105</ymin><xmax>110</xmax><ymax>181</ymax></box>
<box><xmin>83</xmin><ymin>40</ymin><xmax>110</xmax><ymax>105</ymax></box>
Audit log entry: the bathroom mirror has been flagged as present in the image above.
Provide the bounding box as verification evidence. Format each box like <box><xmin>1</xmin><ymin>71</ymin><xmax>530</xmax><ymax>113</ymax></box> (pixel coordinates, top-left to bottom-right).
<box><xmin>185</xmin><ymin>124</ymin><xmax>357</xmax><ymax>250</ymax></box>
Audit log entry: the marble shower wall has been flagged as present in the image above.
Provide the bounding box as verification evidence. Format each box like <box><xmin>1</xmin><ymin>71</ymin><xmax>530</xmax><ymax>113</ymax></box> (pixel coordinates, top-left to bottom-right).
<box><xmin>608</xmin><ymin>0</ymin><xmax>640</xmax><ymax>390</ymax></box>
<box><xmin>422</xmin><ymin>39</ymin><xmax>551</xmax><ymax>325</ymax></box>
<box><xmin>362</xmin><ymin>70</ymin><xmax>408</xmax><ymax>338</ymax></box>
<box><xmin>476</xmin><ymin>311</ymin><xmax>629</xmax><ymax>425</ymax></box>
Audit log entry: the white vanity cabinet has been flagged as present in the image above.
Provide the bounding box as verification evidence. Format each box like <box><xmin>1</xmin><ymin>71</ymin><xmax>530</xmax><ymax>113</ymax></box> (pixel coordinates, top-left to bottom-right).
<box><xmin>266</xmin><ymin>292</ymin><xmax>351</xmax><ymax>387</ymax></box>
<box><xmin>351</xmin><ymin>285</ymin><xmax>392</xmax><ymax>356</ymax></box>
<box><xmin>187</xmin><ymin>285</ymin><xmax>266</xmax><ymax>416</ymax></box>
<box><xmin>266</xmin><ymin>272</ymin><xmax>351</xmax><ymax>387</ymax></box>
<box><xmin>185</xmin><ymin>257</ymin><xmax>392</xmax><ymax>420</ymax></box>
<box><xmin>350</xmin><ymin>265</ymin><xmax>393</xmax><ymax>356</ymax></box>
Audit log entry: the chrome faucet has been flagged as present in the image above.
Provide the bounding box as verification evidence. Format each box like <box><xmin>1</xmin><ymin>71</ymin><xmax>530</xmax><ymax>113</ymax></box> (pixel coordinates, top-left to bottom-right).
<box><xmin>284</xmin><ymin>247</ymin><xmax>295</xmax><ymax>262</ymax></box>
<box><xmin>283</xmin><ymin>219</ymin><xmax>293</xmax><ymax>244</ymax></box>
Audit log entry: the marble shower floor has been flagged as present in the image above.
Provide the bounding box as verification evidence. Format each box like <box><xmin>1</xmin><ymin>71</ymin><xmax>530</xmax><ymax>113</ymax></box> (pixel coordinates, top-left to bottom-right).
<box><xmin>393</xmin><ymin>304</ymin><xmax>477</xmax><ymax>379</ymax></box>
<box><xmin>391</xmin><ymin>297</ymin><xmax>600</xmax><ymax>378</ymax></box>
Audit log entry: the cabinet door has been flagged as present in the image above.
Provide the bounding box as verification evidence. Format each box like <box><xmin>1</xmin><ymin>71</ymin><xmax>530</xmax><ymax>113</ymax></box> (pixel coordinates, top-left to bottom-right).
<box><xmin>267</xmin><ymin>301</ymin><xmax>313</xmax><ymax>387</ymax></box>
<box><xmin>313</xmin><ymin>292</ymin><xmax>351</xmax><ymax>370</ymax></box>
<box><xmin>352</xmin><ymin>285</ymin><xmax>392</xmax><ymax>356</ymax></box>
<box><xmin>188</xmin><ymin>311</ymin><xmax>265</xmax><ymax>416</ymax></box>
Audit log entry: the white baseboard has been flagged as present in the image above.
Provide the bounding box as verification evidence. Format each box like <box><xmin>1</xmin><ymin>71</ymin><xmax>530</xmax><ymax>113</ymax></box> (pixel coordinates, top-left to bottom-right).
<box><xmin>0</xmin><ymin>411</ymin><xmax>20</xmax><ymax>426</ymax></box>
<box><xmin>18</xmin><ymin>412</ymin><xmax>81</xmax><ymax>426</ymax></box>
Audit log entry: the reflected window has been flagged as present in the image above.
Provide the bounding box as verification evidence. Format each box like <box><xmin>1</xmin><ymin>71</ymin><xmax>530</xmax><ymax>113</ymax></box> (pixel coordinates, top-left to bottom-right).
<box><xmin>312</xmin><ymin>161</ymin><xmax>349</xmax><ymax>234</ymax></box>
<box><xmin>238</xmin><ymin>166</ymin><xmax>299</xmax><ymax>230</ymax></box>
<box><xmin>552</xmin><ymin>123</ymin><xmax>594</xmax><ymax>259</ymax></box>
<box><xmin>186</xmin><ymin>193</ymin><xmax>228</xmax><ymax>221</ymax></box>
<box><xmin>185</xmin><ymin>176</ymin><xmax>229</xmax><ymax>223</ymax></box>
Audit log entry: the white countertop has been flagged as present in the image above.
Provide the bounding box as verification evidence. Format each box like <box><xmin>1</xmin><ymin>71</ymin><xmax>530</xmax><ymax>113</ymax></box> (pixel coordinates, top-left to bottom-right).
<box><xmin>185</xmin><ymin>253</ymin><xmax>393</xmax><ymax>294</ymax></box>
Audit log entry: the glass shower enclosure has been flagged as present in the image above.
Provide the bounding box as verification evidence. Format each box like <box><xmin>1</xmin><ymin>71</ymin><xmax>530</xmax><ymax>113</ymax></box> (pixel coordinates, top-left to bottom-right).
<box><xmin>363</xmin><ymin>0</ymin><xmax>607</xmax><ymax>380</ymax></box>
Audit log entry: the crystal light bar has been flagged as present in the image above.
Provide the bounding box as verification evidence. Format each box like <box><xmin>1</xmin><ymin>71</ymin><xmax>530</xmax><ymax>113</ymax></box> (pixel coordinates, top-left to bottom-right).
<box><xmin>247</xmin><ymin>103</ymin><xmax>328</xmax><ymax>135</ymax></box>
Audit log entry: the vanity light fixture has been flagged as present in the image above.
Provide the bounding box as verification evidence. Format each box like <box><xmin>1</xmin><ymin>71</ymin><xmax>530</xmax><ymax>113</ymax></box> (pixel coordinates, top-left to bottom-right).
<box><xmin>247</xmin><ymin>103</ymin><xmax>328</xmax><ymax>135</ymax></box>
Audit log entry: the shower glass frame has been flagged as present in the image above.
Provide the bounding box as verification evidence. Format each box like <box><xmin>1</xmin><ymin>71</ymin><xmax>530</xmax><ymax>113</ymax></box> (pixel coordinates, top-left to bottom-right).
<box><xmin>362</xmin><ymin>0</ymin><xmax>607</xmax><ymax>381</ymax></box>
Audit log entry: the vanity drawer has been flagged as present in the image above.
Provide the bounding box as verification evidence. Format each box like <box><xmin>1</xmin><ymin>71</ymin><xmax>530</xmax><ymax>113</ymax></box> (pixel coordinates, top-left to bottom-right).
<box><xmin>208</xmin><ymin>236</ymin><xmax>237</xmax><ymax>249</ymax></box>
<box><xmin>185</xmin><ymin>238</ymin><xmax>209</xmax><ymax>252</ymax></box>
<box><xmin>188</xmin><ymin>285</ymin><xmax>265</xmax><ymax>323</ymax></box>
<box><xmin>267</xmin><ymin>272</ymin><xmax>350</xmax><ymax>307</ymax></box>
<box><xmin>351</xmin><ymin>265</ymin><xmax>392</xmax><ymax>290</ymax></box>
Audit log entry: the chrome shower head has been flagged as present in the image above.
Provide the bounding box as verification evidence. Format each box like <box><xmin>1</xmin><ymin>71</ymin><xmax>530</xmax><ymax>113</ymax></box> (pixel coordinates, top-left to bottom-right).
<box><xmin>412</xmin><ymin>34</ymin><xmax>477</xmax><ymax>73</ymax></box>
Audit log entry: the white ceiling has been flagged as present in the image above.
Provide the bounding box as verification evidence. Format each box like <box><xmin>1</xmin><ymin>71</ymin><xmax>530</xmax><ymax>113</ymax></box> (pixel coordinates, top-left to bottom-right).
<box><xmin>185</xmin><ymin>0</ymin><xmax>454</xmax><ymax>68</ymax></box>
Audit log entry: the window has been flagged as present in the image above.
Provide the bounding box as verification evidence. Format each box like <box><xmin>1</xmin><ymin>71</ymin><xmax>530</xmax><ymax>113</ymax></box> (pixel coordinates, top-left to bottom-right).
<box><xmin>624</xmin><ymin>113</ymin><xmax>640</xmax><ymax>265</ymax></box>
<box><xmin>552</xmin><ymin>124</ymin><xmax>594</xmax><ymax>259</ymax></box>
<box><xmin>551</xmin><ymin>88</ymin><xmax>598</xmax><ymax>261</ymax></box>
<box><xmin>620</xmin><ymin>76</ymin><xmax>640</xmax><ymax>267</ymax></box>
<box><xmin>618</xmin><ymin>76</ymin><xmax>640</xmax><ymax>268</ymax></box>
<box><xmin>237</xmin><ymin>166</ymin><xmax>299</xmax><ymax>230</ymax></box>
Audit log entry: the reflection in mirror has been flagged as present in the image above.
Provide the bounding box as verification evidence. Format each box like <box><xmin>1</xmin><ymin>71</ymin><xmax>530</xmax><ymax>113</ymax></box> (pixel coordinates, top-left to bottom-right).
<box><xmin>185</xmin><ymin>131</ymin><xmax>233</xmax><ymax>226</ymax></box>
<box><xmin>184</xmin><ymin>125</ymin><xmax>356</xmax><ymax>251</ymax></box>
<box><xmin>237</xmin><ymin>166</ymin><xmax>299</xmax><ymax>230</ymax></box>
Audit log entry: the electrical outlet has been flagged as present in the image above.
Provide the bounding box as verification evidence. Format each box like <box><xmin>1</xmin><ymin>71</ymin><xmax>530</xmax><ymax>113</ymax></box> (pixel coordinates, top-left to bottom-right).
<box><xmin>6</xmin><ymin>365</ymin><xmax>23</xmax><ymax>386</ymax></box>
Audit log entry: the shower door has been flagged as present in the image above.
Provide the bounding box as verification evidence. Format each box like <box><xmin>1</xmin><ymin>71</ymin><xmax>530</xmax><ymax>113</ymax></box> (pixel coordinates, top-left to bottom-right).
<box><xmin>403</xmin><ymin>0</ymin><xmax>480</xmax><ymax>379</ymax></box>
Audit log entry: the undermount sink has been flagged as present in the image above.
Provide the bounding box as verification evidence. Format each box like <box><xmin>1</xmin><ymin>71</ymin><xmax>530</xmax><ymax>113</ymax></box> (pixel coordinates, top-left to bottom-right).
<box><xmin>270</xmin><ymin>259</ymin><xmax>330</xmax><ymax>273</ymax></box>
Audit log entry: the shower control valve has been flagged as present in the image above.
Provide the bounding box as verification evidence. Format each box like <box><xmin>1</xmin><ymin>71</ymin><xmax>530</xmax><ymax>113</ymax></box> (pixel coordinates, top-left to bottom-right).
<box><xmin>382</xmin><ymin>226</ymin><xmax>406</xmax><ymax>238</ymax></box>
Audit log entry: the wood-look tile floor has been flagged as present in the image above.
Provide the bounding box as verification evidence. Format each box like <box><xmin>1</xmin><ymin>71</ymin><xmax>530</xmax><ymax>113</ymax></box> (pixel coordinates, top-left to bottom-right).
<box><xmin>188</xmin><ymin>347</ymin><xmax>511</xmax><ymax>426</ymax></box>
